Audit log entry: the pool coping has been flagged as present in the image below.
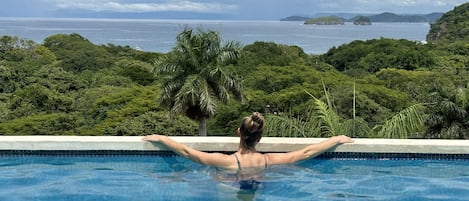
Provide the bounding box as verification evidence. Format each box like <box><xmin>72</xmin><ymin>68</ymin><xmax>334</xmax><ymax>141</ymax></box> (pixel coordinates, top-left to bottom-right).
<box><xmin>0</xmin><ymin>136</ymin><xmax>468</xmax><ymax>154</ymax></box>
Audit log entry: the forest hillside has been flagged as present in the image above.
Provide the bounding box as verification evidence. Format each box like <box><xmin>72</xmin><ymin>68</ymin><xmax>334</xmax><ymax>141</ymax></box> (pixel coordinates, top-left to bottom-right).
<box><xmin>0</xmin><ymin>3</ymin><xmax>468</xmax><ymax>139</ymax></box>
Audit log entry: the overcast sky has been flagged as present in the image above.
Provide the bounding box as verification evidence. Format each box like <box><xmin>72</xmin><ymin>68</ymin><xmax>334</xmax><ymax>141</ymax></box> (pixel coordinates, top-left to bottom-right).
<box><xmin>0</xmin><ymin>0</ymin><xmax>467</xmax><ymax>20</ymax></box>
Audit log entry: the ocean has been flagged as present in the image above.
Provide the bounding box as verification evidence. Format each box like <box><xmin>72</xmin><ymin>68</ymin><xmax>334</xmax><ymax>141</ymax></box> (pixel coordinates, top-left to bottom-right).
<box><xmin>0</xmin><ymin>18</ymin><xmax>430</xmax><ymax>54</ymax></box>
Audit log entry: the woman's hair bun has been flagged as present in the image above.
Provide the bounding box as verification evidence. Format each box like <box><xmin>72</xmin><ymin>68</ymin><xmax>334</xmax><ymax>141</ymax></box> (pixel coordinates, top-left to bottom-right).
<box><xmin>239</xmin><ymin>112</ymin><xmax>265</xmax><ymax>148</ymax></box>
<box><xmin>250</xmin><ymin>112</ymin><xmax>265</xmax><ymax>129</ymax></box>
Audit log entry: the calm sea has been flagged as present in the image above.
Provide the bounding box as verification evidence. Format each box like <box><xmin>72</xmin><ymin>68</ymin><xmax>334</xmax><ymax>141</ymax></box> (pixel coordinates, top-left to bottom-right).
<box><xmin>0</xmin><ymin>18</ymin><xmax>430</xmax><ymax>54</ymax></box>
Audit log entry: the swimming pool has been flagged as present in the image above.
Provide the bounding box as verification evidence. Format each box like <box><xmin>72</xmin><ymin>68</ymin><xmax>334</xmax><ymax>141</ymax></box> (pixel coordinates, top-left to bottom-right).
<box><xmin>1</xmin><ymin>152</ymin><xmax>468</xmax><ymax>201</ymax></box>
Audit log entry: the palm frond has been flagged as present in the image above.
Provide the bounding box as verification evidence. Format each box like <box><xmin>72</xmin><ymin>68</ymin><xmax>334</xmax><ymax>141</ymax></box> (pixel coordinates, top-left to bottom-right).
<box><xmin>160</xmin><ymin>77</ymin><xmax>185</xmax><ymax>105</ymax></box>
<box><xmin>455</xmin><ymin>87</ymin><xmax>468</xmax><ymax>109</ymax></box>
<box><xmin>210</xmin><ymin>82</ymin><xmax>229</xmax><ymax>103</ymax></box>
<box><xmin>206</xmin><ymin>67</ymin><xmax>243</xmax><ymax>102</ymax></box>
<box><xmin>339</xmin><ymin>117</ymin><xmax>371</xmax><ymax>138</ymax></box>
<box><xmin>376</xmin><ymin>103</ymin><xmax>427</xmax><ymax>138</ymax></box>
<box><xmin>315</xmin><ymin>97</ymin><xmax>340</xmax><ymax>136</ymax></box>
<box><xmin>265</xmin><ymin>114</ymin><xmax>318</xmax><ymax>137</ymax></box>
<box><xmin>218</xmin><ymin>42</ymin><xmax>242</xmax><ymax>65</ymax></box>
<box><xmin>198</xmin><ymin>79</ymin><xmax>216</xmax><ymax>117</ymax></box>
<box><xmin>172</xmin><ymin>75</ymin><xmax>200</xmax><ymax>114</ymax></box>
<box><xmin>440</xmin><ymin>100</ymin><xmax>467</xmax><ymax>119</ymax></box>
<box><xmin>154</xmin><ymin>62</ymin><xmax>180</xmax><ymax>75</ymax></box>
<box><xmin>305</xmin><ymin>91</ymin><xmax>341</xmax><ymax>136</ymax></box>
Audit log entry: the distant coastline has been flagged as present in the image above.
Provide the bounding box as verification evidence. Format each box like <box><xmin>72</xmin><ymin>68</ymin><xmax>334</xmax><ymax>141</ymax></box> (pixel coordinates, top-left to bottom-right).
<box><xmin>281</xmin><ymin>12</ymin><xmax>443</xmax><ymax>23</ymax></box>
<box><xmin>0</xmin><ymin>18</ymin><xmax>429</xmax><ymax>54</ymax></box>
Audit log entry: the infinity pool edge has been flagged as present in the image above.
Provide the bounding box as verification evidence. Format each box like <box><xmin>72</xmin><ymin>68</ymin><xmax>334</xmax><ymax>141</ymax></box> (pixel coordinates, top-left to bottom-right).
<box><xmin>0</xmin><ymin>136</ymin><xmax>468</xmax><ymax>154</ymax></box>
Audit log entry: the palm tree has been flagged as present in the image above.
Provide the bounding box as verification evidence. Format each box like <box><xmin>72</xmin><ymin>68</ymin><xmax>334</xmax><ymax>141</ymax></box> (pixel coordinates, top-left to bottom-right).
<box><xmin>154</xmin><ymin>28</ymin><xmax>243</xmax><ymax>136</ymax></box>
<box><xmin>423</xmin><ymin>86</ymin><xmax>469</xmax><ymax>139</ymax></box>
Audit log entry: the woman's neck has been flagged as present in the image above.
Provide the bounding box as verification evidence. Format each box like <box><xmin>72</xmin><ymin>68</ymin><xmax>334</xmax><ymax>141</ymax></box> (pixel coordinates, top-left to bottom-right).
<box><xmin>237</xmin><ymin>146</ymin><xmax>257</xmax><ymax>154</ymax></box>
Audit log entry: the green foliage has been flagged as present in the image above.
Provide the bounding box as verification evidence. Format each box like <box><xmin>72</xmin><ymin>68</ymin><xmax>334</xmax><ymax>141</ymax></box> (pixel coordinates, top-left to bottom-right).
<box><xmin>0</xmin><ymin>65</ymin><xmax>16</xmax><ymax>93</ymax></box>
<box><xmin>265</xmin><ymin>112</ymin><xmax>320</xmax><ymax>137</ymax></box>
<box><xmin>329</xmin><ymin>83</ymin><xmax>396</xmax><ymax>126</ymax></box>
<box><xmin>0</xmin><ymin>112</ymin><xmax>84</xmax><ymax>135</ymax></box>
<box><xmin>427</xmin><ymin>3</ymin><xmax>469</xmax><ymax>43</ymax></box>
<box><xmin>374</xmin><ymin>103</ymin><xmax>427</xmax><ymax>138</ymax></box>
<box><xmin>101</xmin><ymin>111</ymin><xmax>197</xmax><ymax>136</ymax></box>
<box><xmin>340</xmin><ymin>117</ymin><xmax>371</xmax><ymax>138</ymax></box>
<box><xmin>115</xmin><ymin>59</ymin><xmax>157</xmax><ymax>85</ymax></box>
<box><xmin>29</xmin><ymin>65</ymin><xmax>86</xmax><ymax>92</ymax></box>
<box><xmin>433</xmin><ymin>41</ymin><xmax>469</xmax><ymax>57</ymax></box>
<box><xmin>1</xmin><ymin>35</ymin><xmax>36</xmax><ymax>61</ymax></box>
<box><xmin>307</xmin><ymin>89</ymin><xmax>341</xmax><ymax>136</ymax></box>
<box><xmin>322</xmin><ymin>38</ymin><xmax>434</xmax><ymax>74</ymax></box>
<box><xmin>375</xmin><ymin>68</ymin><xmax>454</xmax><ymax>102</ymax></box>
<box><xmin>239</xmin><ymin>41</ymin><xmax>306</xmax><ymax>67</ymax></box>
<box><xmin>155</xmin><ymin>28</ymin><xmax>244</xmax><ymax>136</ymax></box>
<box><xmin>101</xmin><ymin>43</ymin><xmax>163</xmax><ymax>63</ymax></box>
<box><xmin>265</xmin><ymin>86</ymin><xmax>373</xmax><ymax>138</ymax></box>
<box><xmin>0</xmin><ymin>35</ymin><xmax>56</xmax><ymax>67</ymax></box>
<box><xmin>43</xmin><ymin>33</ymin><xmax>112</xmax><ymax>72</ymax></box>
<box><xmin>72</xmin><ymin>85</ymin><xmax>163</xmax><ymax>135</ymax></box>
<box><xmin>422</xmin><ymin>85</ymin><xmax>469</xmax><ymax>139</ymax></box>
<box><xmin>2</xmin><ymin>11</ymin><xmax>469</xmax><ymax>139</ymax></box>
<box><xmin>78</xmin><ymin>68</ymin><xmax>134</xmax><ymax>88</ymax></box>
<box><xmin>266</xmin><ymin>87</ymin><xmax>425</xmax><ymax>139</ymax></box>
<box><xmin>0</xmin><ymin>94</ymin><xmax>9</xmax><ymax>121</ymax></box>
<box><xmin>207</xmin><ymin>100</ymin><xmax>244</xmax><ymax>136</ymax></box>
<box><xmin>245</xmin><ymin>65</ymin><xmax>314</xmax><ymax>94</ymax></box>
<box><xmin>87</xmin><ymin>86</ymin><xmax>159</xmax><ymax>119</ymax></box>
<box><xmin>8</xmin><ymin>84</ymin><xmax>73</xmax><ymax>118</ymax></box>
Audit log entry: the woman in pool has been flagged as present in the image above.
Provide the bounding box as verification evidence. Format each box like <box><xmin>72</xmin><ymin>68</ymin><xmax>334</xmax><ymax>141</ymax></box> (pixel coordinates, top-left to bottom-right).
<box><xmin>143</xmin><ymin>112</ymin><xmax>354</xmax><ymax>175</ymax></box>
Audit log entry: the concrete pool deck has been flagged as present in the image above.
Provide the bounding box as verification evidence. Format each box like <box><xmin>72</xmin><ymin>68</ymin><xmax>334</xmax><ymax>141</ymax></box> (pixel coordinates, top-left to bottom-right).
<box><xmin>0</xmin><ymin>136</ymin><xmax>468</xmax><ymax>154</ymax></box>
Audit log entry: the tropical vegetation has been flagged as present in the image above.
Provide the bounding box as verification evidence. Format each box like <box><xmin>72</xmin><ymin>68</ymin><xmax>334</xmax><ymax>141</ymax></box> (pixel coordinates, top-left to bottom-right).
<box><xmin>154</xmin><ymin>28</ymin><xmax>243</xmax><ymax>136</ymax></box>
<box><xmin>0</xmin><ymin>3</ymin><xmax>468</xmax><ymax>139</ymax></box>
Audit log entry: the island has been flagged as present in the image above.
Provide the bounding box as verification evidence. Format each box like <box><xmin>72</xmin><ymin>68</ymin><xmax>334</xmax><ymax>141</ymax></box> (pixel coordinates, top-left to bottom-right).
<box><xmin>353</xmin><ymin>16</ymin><xmax>372</xmax><ymax>25</ymax></box>
<box><xmin>304</xmin><ymin>16</ymin><xmax>345</xmax><ymax>25</ymax></box>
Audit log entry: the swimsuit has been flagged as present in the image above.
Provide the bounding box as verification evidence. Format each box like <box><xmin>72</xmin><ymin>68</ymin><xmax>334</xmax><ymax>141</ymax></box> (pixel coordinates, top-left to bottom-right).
<box><xmin>233</xmin><ymin>153</ymin><xmax>267</xmax><ymax>190</ymax></box>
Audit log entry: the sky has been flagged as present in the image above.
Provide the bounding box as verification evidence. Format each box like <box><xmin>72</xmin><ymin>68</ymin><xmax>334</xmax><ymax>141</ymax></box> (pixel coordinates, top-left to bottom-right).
<box><xmin>0</xmin><ymin>0</ymin><xmax>467</xmax><ymax>20</ymax></box>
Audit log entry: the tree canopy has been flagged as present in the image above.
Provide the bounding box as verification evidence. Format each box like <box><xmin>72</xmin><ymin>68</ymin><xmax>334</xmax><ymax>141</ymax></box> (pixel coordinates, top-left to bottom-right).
<box><xmin>427</xmin><ymin>2</ymin><xmax>469</xmax><ymax>43</ymax></box>
<box><xmin>1</xmin><ymin>3</ymin><xmax>469</xmax><ymax>139</ymax></box>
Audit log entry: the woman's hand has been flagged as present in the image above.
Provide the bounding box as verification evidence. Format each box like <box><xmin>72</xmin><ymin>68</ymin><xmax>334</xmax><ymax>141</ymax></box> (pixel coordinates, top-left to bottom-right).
<box><xmin>331</xmin><ymin>135</ymin><xmax>354</xmax><ymax>144</ymax></box>
<box><xmin>142</xmin><ymin>134</ymin><xmax>163</xmax><ymax>142</ymax></box>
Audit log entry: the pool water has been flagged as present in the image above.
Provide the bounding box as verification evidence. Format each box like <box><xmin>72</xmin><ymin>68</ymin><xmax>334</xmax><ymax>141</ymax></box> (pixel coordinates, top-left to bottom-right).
<box><xmin>0</xmin><ymin>153</ymin><xmax>468</xmax><ymax>201</ymax></box>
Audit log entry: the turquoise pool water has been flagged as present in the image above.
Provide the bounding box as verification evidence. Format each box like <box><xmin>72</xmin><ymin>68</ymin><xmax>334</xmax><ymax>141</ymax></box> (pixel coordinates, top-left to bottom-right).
<box><xmin>0</xmin><ymin>152</ymin><xmax>468</xmax><ymax>201</ymax></box>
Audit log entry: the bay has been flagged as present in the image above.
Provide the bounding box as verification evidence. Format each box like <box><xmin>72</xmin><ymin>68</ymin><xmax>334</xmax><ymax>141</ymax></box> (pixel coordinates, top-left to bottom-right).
<box><xmin>0</xmin><ymin>18</ymin><xmax>430</xmax><ymax>54</ymax></box>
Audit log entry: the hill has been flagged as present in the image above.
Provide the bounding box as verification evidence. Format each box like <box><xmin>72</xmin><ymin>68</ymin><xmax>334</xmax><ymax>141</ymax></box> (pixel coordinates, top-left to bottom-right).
<box><xmin>280</xmin><ymin>16</ymin><xmax>310</xmax><ymax>21</ymax></box>
<box><xmin>368</xmin><ymin>12</ymin><xmax>443</xmax><ymax>23</ymax></box>
<box><xmin>282</xmin><ymin>12</ymin><xmax>443</xmax><ymax>23</ymax></box>
<box><xmin>427</xmin><ymin>3</ymin><xmax>469</xmax><ymax>43</ymax></box>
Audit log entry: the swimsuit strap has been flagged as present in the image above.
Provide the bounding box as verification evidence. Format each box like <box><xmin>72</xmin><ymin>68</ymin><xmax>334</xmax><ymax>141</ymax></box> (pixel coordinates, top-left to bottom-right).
<box><xmin>234</xmin><ymin>153</ymin><xmax>268</xmax><ymax>170</ymax></box>
<box><xmin>234</xmin><ymin>153</ymin><xmax>242</xmax><ymax>171</ymax></box>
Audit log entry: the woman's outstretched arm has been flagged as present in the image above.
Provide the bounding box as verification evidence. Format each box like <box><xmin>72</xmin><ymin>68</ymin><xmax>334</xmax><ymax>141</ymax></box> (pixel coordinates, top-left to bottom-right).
<box><xmin>143</xmin><ymin>135</ymin><xmax>235</xmax><ymax>168</ymax></box>
<box><xmin>265</xmin><ymin>135</ymin><xmax>354</xmax><ymax>165</ymax></box>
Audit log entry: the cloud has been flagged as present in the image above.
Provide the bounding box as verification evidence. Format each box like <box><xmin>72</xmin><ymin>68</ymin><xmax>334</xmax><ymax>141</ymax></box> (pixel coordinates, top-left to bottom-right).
<box><xmin>358</xmin><ymin>0</ymin><xmax>467</xmax><ymax>7</ymax></box>
<box><xmin>49</xmin><ymin>0</ymin><xmax>238</xmax><ymax>13</ymax></box>
<box><xmin>399</xmin><ymin>0</ymin><xmax>462</xmax><ymax>6</ymax></box>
